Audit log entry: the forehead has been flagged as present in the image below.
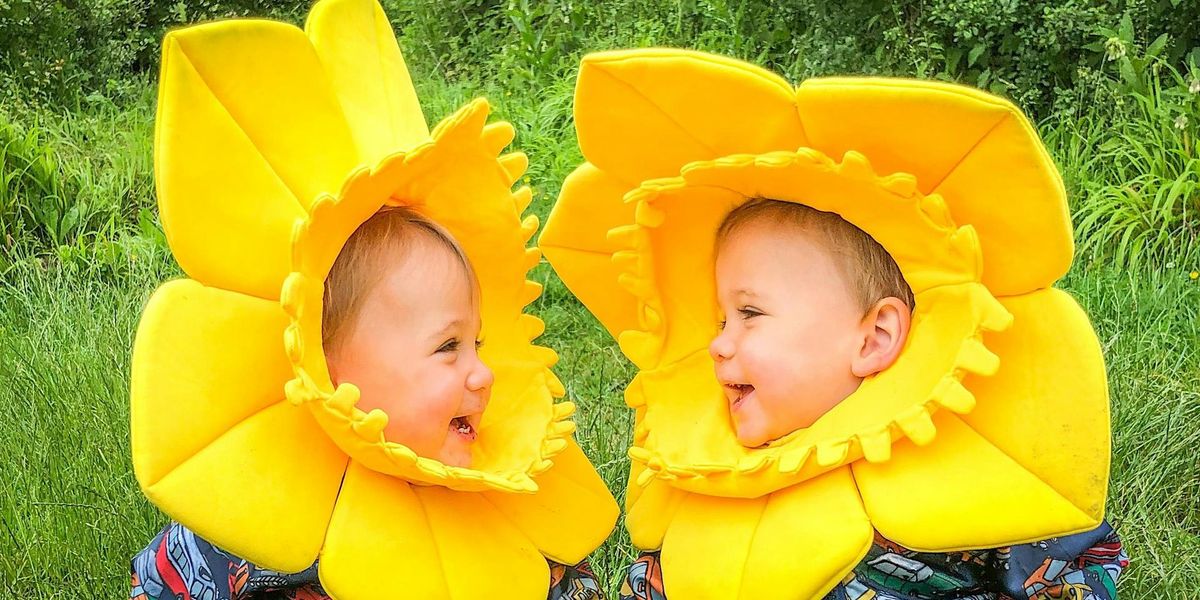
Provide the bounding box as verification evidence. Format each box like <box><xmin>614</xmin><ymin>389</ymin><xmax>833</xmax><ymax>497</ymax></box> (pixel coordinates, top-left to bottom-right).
<box><xmin>372</xmin><ymin>237</ymin><xmax>476</xmax><ymax>316</ymax></box>
<box><xmin>715</xmin><ymin>220</ymin><xmax>849</xmax><ymax>297</ymax></box>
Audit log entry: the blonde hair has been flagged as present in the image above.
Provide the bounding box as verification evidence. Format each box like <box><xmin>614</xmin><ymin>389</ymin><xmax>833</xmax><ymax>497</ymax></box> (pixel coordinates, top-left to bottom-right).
<box><xmin>322</xmin><ymin>206</ymin><xmax>479</xmax><ymax>352</ymax></box>
<box><xmin>716</xmin><ymin>199</ymin><xmax>915</xmax><ymax>313</ymax></box>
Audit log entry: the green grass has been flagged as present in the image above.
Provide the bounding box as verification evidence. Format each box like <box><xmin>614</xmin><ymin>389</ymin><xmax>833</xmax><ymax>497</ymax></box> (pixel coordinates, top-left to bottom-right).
<box><xmin>1</xmin><ymin>67</ymin><xmax>1199</xmax><ymax>599</ymax></box>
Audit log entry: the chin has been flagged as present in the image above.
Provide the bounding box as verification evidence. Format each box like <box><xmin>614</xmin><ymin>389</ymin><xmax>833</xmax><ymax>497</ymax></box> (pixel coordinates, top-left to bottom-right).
<box><xmin>438</xmin><ymin>447</ymin><xmax>473</xmax><ymax>468</ymax></box>
<box><xmin>733</xmin><ymin>425</ymin><xmax>769</xmax><ymax>448</ymax></box>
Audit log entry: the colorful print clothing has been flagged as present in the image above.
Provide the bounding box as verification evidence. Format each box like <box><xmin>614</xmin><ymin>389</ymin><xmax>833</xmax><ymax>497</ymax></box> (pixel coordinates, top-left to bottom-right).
<box><xmin>131</xmin><ymin>521</ymin><xmax>602</xmax><ymax>600</ymax></box>
<box><xmin>620</xmin><ymin>522</ymin><xmax>1126</xmax><ymax>600</ymax></box>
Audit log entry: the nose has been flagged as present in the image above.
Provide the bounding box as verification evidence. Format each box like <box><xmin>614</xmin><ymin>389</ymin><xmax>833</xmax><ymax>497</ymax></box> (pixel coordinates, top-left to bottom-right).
<box><xmin>709</xmin><ymin>329</ymin><xmax>734</xmax><ymax>362</ymax></box>
<box><xmin>466</xmin><ymin>356</ymin><xmax>495</xmax><ymax>395</ymax></box>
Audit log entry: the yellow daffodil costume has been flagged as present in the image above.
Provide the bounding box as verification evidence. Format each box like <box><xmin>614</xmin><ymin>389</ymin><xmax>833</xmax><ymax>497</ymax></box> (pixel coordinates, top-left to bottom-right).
<box><xmin>542</xmin><ymin>49</ymin><xmax>1110</xmax><ymax>600</ymax></box>
<box><xmin>128</xmin><ymin>1</ymin><xmax>618</xmax><ymax>598</ymax></box>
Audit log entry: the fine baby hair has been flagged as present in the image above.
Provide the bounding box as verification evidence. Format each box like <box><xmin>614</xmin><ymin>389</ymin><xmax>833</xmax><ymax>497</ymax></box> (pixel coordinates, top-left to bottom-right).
<box><xmin>715</xmin><ymin>198</ymin><xmax>915</xmax><ymax>313</ymax></box>
<box><xmin>322</xmin><ymin>205</ymin><xmax>480</xmax><ymax>352</ymax></box>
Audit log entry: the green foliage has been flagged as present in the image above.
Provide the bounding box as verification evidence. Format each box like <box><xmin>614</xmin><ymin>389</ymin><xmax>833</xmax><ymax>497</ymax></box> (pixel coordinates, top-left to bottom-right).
<box><xmin>1058</xmin><ymin>26</ymin><xmax>1200</xmax><ymax>269</ymax></box>
<box><xmin>0</xmin><ymin>83</ymin><xmax>161</xmax><ymax>276</ymax></box>
<box><xmin>384</xmin><ymin>0</ymin><xmax>1199</xmax><ymax>116</ymax></box>
<box><xmin>0</xmin><ymin>0</ymin><xmax>310</xmax><ymax>108</ymax></box>
<box><xmin>1</xmin><ymin>2</ymin><xmax>1199</xmax><ymax>597</ymax></box>
<box><xmin>0</xmin><ymin>113</ymin><xmax>73</xmax><ymax>250</ymax></box>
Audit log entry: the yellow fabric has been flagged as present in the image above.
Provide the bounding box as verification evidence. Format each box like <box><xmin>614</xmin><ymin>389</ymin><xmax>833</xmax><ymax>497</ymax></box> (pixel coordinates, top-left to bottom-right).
<box><xmin>542</xmin><ymin>48</ymin><xmax>1110</xmax><ymax>599</ymax></box>
<box><xmin>130</xmin><ymin>1</ymin><xmax>617</xmax><ymax>597</ymax></box>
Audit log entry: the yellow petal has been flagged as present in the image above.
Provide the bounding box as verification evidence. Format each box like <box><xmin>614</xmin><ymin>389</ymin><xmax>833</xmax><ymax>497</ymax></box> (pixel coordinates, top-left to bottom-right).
<box><xmin>157</xmin><ymin>20</ymin><xmax>358</xmax><ymax>299</ymax></box>
<box><xmin>143</xmin><ymin>401</ymin><xmax>347</xmax><ymax>573</ymax></box>
<box><xmin>660</xmin><ymin>468</ymin><xmax>872</xmax><ymax>600</ymax></box>
<box><xmin>796</xmin><ymin>78</ymin><xmax>1070</xmax><ymax>295</ymax></box>
<box><xmin>625</xmin><ymin>461</ymin><xmax>687</xmax><ymax>551</ymax></box>
<box><xmin>853</xmin><ymin>411</ymin><xmax>1101</xmax><ymax>551</ymax></box>
<box><xmin>320</xmin><ymin>462</ymin><xmax>549</xmax><ymax>599</ymax></box>
<box><xmin>540</xmin><ymin>162</ymin><xmax>640</xmax><ymax>340</ymax></box>
<box><xmin>480</xmin><ymin>438</ymin><xmax>618</xmax><ymax>564</ymax></box>
<box><xmin>575</xmin><ymin>49</ymin><xmax>805</xmax><ymax>185</ymax></box>
<box><xmin>131</xmin><ymin>279</ymin><xmax>292</xmax><ymax>488</ymax></box>
<box><xmin>931</xmin><ymin>114</ymin><xmax>1072</xmax><ymax>295</ymax></box>
<box><xmin>958</xmin><ymin>288</ymin><xmax>1110</xmax><ymax>521</ymax></box>
<box><xmin>305</xmin><ymin>0</ymin><xmax>430</xmax><ymax>163</ymax></box>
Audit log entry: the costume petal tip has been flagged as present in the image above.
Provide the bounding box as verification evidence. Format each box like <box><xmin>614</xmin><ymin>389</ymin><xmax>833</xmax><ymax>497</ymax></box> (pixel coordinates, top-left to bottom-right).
<box><xmin>606</xmin><ymin>223</ymin><xmax>640</xmax><ymax>247</ymax></box>
<box><xmin>326</xmin><ymin>383</ymin><xmax>360</xmax><ymax>413</ymax></box>
<box><xmin>815</xmin><ymin>440</ymin><xmax>851</xmax><ymax>467</ymax></box>
<box><xmin>859</xmin><ymin>430</ymin><xmax>893</xmax><ymax>462</ymax></box>
<box><xmin>548</xmin><ymin>419</ymin><xmax>576</xmax><ymax>437</ymax></box>
<box><xmin>431</xmin><ymin>96</ymin><xmax>490</xmax><ymax>141</ymax></box>
<box><xmin>520</xmin><ymin>214</ymin><xmax>540</xmax><ymax>242</ymax></box>
<box><xmin>617</xmin><ymin>329</ymin><xmax>660</xmax><ymax>368</ymax></box>
<box><xmin>737</xmin><ymin>455</ymin><xmax>770</xmax><ymax>473</ymax></box>
<box><xmin>545</xmin><ymin>371</ymin><xmax>566</xmax><ymax>397</ymax></box>
<box><xmin>481</xmin><ymin>121</ymin><xmax>516</xmax><ymax>155</ymax></box>
<box><xmin>881</xmin><ymin>172</ymin><xmax>919</xmax><ymax>198</ymax></box>
<box><xmin>541</xmin><ymin>438</ymin><xmax>569</xmax><ymax>456</ymax></box>
<box><xmin>956</xmin><ymin>337</ymin><xmax>1001</xmax><ymax>376</ymax></box>
<box><xmin>836</xmin><ymin>150</ymin><xmax>875</xmax><ymax>179</ymax></box>
<box><xmin>517</xmin><ymin>313</ymin><xmax>545</xmax><ymax>341</ymax></box>
<box><xmin>917</xmin><ymin>194</ymin><xmax>955</xmax><ymax>228</ymax></box>
<box><xmin>529</xmin><ymin>345</ymin><xmax>558</xmax><ymax>367</ymax></box>
<box><xmin>639</xmin><ymin>306</ymin><xmax>663</xmax><ymax>331</ymax></box>
<box><xmin>551</xmin><ymin>401</ymin><xmax>576</xmax><ymax>419</ymax></box>
<box><xmin>283</xmin><ymin>324</ymin><xmax>304</xmax><ymax>363</ymax></box>
<box><xmin>932</xmin><ymin>377</ymin><xmax>977</xmax><ymax>414</ymax></box>
<box><xmin>778</xmin><ymin>447</ymin><xmax>811</xmax><ymax>473</ymax></box>
<box><xmin>521</xmin><ymin>280</ymin><xmax>543</xmax><ymax>306</ymax></box>
<box><xmin>513</xmin><ymin>186</ymin><xmax>534</xmax><ymax>215</ymax></box>
<box><xmin>351</xmin><ymin>408</ymin><xmax>388</xmax><ymax>440</ymax></box>
<box><xmin>635</xmin><ymin>467</ymin><xmax>656</xmax><ymax>487</ymax></box>
<box><xmin>634</xmin><ymin>201</ymin><xmax>667</xmax><ymax>228</ymax></box>
<box><xmin>499</xmin><ymin>152</ymin><xmax>529</xmax><ymax>186</ymax></box>
<box><xmin>983</xmin><ymin>296</ymin><xmax>1016</xmax><ymax>332</ymax></box>
<box><xmin>896</xmin><ymin>408</ymin><xmax>937</xmax><ymax>445</ymax></box>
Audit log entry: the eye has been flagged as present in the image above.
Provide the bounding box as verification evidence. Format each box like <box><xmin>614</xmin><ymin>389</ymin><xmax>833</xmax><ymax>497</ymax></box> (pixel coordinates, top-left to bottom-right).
<box><xmin>717</xmin><ymin>319</ymin><xmax>727</xmax><ymax>330</ymax></box>
<box><xmin>474</xmin><ymin>339</ymin><xmax>484</xmax><ymax>350</ymax></box>
<box><xmin>437</xmin><ymin>338</ymin><xmax>460</xmax><ymax>353</ymax></box>
<box><xmin>738</xmin><ymin>306</ymin><xmax>763</xmax><ymax>319</ymax></box>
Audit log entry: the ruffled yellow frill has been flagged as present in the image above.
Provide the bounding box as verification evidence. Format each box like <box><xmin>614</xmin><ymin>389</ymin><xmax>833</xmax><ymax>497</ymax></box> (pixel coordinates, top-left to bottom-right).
<box><xmin>541</xmin><ymin>49</ymin><xmax>1110</xmax><ymax>599</ymax></box>
<box><xmin>129</xmin><ymin>2</ymin><xmax>617</xmax><ymax>598</ymax></box>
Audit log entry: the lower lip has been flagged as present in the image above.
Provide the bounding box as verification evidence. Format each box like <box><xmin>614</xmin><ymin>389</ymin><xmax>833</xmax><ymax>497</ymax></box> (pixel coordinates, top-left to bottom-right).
<box><xmin>730</xmin><ymin>389</ymin><xmax>754</xmax><ymax>412</ymax></box>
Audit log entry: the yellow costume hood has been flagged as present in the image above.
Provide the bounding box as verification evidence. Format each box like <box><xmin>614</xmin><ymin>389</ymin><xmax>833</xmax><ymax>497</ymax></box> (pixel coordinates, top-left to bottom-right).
<box><xmin>541</xmin><ymin>49</ymin><xmax>1110</xmax><ymax>599</ymax></box>
<box><xmin>129</xmin><ymin>1</ymin><xmax>617</xmax><ymax>598</ymax></box>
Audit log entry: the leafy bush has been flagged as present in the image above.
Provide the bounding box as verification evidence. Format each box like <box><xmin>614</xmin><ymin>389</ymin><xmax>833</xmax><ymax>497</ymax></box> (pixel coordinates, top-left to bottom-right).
<box><xmin>0</xmin><ymin>0</ymin><xmax>310</xmax><ymax>108</ymax></box>
<box><xmin>1065</xmin><ymin>24</ymin><xmax>1200</xmax><ymax>269</ymax></box>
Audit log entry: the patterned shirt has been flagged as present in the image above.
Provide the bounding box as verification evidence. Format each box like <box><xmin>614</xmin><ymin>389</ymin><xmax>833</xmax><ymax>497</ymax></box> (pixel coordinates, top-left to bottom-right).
<box><xmin>131</xmin><ymin>521</ymin><xmax>602</xmax><ymax>600</ymax></box>
<box><xmin>620</xmin><ymin>521</ymin><xmax>1125</xmax><ymax>600</ymax></box>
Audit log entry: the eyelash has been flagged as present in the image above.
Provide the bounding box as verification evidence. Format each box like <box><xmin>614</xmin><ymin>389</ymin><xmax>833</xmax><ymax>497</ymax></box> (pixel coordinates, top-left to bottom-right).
<box><xmin>719</xmin><ymin>308</ymin><xmax>762</xmax><ymax>329</ymax></box>
<box><xmin>437</xmin><ymin>339</ymin><xmax>484</xmax><ymax>353</ymax></box>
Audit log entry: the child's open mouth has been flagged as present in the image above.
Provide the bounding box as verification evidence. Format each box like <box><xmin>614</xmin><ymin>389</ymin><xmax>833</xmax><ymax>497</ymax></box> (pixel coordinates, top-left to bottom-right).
<box><xmin>726</xmin><ymin>384</ymin><xmax>755</xmax><ymax>411</ymax></box>
<box><xmin>449</xmin><ymin>415</ymin><xmax>477</xmax><ymax>442</ymax></box>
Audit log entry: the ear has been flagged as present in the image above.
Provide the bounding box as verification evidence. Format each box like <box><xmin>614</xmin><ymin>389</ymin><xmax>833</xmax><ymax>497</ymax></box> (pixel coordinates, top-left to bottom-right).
<box><xmin>850</xmin><ymin>297</ymin><xmax>912</xmax><ymax>378</ymax></box>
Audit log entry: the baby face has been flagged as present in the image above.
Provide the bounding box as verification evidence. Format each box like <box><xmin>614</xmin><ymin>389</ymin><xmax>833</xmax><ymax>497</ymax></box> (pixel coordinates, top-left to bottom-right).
<box><xmin>327</xmin><ymin>239</ymin><xmax>493</xmax><ymax>467</ymax></box>
<box><xmin>710</xmin><ymin>220</ymin><xmax>865</xmax><ymax>446</ymax></box>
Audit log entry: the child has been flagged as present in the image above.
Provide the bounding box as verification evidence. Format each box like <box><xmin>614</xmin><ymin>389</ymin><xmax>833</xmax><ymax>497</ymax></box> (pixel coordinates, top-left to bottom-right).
<box><xmin>618</xmin><ymin>200</ymin><xmax>1127</xmax><ymax>600</ymax></box>
<box><xmin>129</xmin><ymin>3</ymin><xmax>619</xmax><ymax>598</ymax></box>
<box><xmin>131</xmin><ymin>208</ymin><xmax>601</xmax><ymax>600</ymax></box>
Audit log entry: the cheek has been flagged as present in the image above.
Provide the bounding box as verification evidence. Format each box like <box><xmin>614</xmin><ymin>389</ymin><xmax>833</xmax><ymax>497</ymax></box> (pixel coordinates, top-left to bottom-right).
<box><xmin>346</xmin><ymin>361</ymin><xmax>464</xmax><ymax>452</ymax></box>
<box><xmin>739</xmin><ymin>332</ymin><xmax>803</xmax><ymax>391</ymax></box>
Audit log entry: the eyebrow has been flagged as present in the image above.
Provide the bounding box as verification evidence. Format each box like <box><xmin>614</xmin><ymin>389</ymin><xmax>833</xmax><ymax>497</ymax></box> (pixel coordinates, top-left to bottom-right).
<box><xmin>732</xmin><ymin>288</ymin><xmax>758</xmax><ymax>298</ymax></box>
<box><xmin>430</xmin><ymin>319</ymin><xmax>466</xmax><ymax>339</ymax></box>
